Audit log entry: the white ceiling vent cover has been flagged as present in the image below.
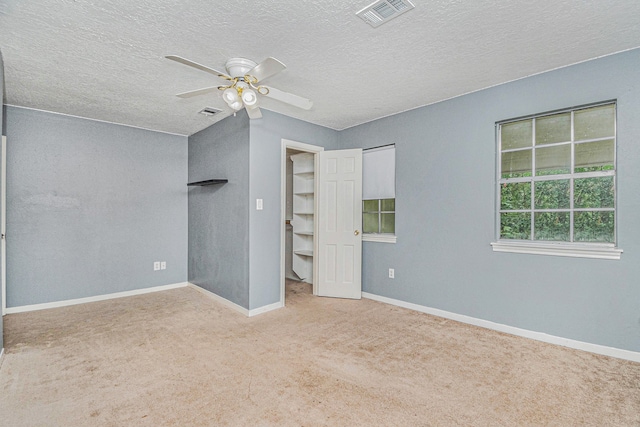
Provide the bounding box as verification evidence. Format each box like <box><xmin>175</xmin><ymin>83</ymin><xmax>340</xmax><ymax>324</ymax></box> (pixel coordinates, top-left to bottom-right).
<box><xmin>199</xmin><ymin>107</ymin><xmax>222</xmax><ymax>116</ymax></box>
<box><xmin>356</xmin><ymin>0</ymin><xmax>415</xmax><ymax>28</ymax></box>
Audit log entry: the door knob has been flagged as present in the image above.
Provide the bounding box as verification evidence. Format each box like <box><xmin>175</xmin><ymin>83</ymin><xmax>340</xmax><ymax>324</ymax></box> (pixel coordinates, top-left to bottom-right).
<box><xmin>354</xmin><ymin>230</ymin><xmax>360</xmax><ymax>236</ymax></box>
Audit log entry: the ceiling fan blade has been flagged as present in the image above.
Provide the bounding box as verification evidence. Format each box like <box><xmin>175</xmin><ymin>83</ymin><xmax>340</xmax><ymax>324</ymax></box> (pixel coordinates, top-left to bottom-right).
<box><xmin>262</xmin><ymin>86</ymin><xmax>313</xmax><ymax>110</ymax></box>
<box><xmin>248</xmin><ymin>57</ymin><xmax>286</xmax><ymax>82</ymax></box>
<box><xmin>165</xmin><ymin>55</ymin><xmax>230</xmax><ymax>79</ymax></box>
<box><xmin>245</xmin><ymin>105</ymin><xmax>263</xmax><ymax>120</ymax></box>
<box><xmin>175</xmin><ymin>86</ymin><xmax>219</xmax><ymax>98</ymax></box>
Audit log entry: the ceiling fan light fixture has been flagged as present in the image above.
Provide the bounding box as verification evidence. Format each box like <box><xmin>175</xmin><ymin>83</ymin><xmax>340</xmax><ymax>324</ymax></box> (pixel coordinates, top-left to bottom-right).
<box><xmin>166</xmin><ymin>55</ymin><xmax>311</xmax><ymax>120</ymax></box>
<box><xmin>222</xmin><ymin>87</ymin><xmax>239</xmax><ymax>105</ymax></box>
<box><xmin>242</xmin><ymin>88</ymin><xmax>258</xmax><ymax>106</ymax></box>
<box><xmin>229</xmin><ymin>100</ymin><xmax>244</xmax><ymax>111</ymax></box>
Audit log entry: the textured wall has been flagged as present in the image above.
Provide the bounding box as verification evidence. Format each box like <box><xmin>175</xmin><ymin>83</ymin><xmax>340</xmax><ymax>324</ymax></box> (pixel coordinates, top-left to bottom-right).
<box><xmin>186</xmin><ymin>109</ymin><xmax>340</xmax><ymax>310</ymax></box>
<box><xmin>5</xmin><ymin>107</ymin><xmax>188</xmax><ymax>307</ymax></box>
<box><xmin>338</xmin><ymin>49</ymin><xmax>640</xmax><ymax>352</ymax></box>
<box><xmin>188</xmin><ymin>111</ymin><xmax>251</xmax><ymax>309</ymax></box>
<box><xmin>248</xmin><ymin>110</ymin><xmax>340</xmax><ymax>309</ymax></box>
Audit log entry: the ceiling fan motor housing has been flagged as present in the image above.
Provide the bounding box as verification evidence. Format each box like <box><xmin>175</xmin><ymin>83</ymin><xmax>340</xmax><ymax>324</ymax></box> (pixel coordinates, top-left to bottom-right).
<box><xmin>225</xmin><ymin>58</ymin><xmax>258</xmax><ymax>78</ymax></box>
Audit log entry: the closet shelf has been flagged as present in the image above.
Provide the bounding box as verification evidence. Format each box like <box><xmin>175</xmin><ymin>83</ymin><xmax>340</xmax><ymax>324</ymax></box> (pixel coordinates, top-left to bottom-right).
<box><xmin>290</xmin><ymin>152</ymin><xmax>314</xmax><ymax>284</ymax></box>
<box><xmin>294</xmin><ymin>171</ymin><xmax>314</xmax><ymax>178</ymax></box>
<box><xmin>294</xmin><ymin>250</ymin><xmax>313</xmax><ymax>257</ymax></box>
<box><xmin>187</xmin><ymin>179</ymin><xmax>228</xmax><ymax>186</ymax></box>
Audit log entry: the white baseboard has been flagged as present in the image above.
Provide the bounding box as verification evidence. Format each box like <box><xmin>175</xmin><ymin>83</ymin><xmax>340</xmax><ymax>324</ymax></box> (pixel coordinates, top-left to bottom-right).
<box><xmin>188</xmin><ymin>283</ymin><xmax>283</xmax><ymax>317</ymax></box>
<box><xmin>5</xmin><ymin>282</ymin><xmax>190</xmax><ymax>314</ymax></box>
<box><xmin>249</xmin><ymin>301</ymin><xmax>283</xmax><ymax>317</ymax></box>
<box><xmin>362</xmin><ymin>292</ymin><xmax>640</xmax><ymax>363</ymax></box>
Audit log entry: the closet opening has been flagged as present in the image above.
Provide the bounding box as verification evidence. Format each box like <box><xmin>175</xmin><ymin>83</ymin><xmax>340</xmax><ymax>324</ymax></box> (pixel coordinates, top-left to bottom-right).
<box><xmin>280</xmin><ymin>140</ymin><xmax>323</xmax><ymax>305</ymax></box>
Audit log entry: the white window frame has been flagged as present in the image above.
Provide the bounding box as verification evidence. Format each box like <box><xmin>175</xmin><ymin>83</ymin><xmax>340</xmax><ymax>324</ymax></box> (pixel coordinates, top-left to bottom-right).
<box><xmin>491</xmin><ymin>101</ymin><xmax>622</xmax><ymax>260</ymax></box>
<box><xmin>362</xmin><ymin>144</ymin><xmax>396</xmax><ymax>243</ymax></box>
<box><xmin>362</xmin><ymin>198</ymin><xmax>397</xmax><ymax>243</ymax></box>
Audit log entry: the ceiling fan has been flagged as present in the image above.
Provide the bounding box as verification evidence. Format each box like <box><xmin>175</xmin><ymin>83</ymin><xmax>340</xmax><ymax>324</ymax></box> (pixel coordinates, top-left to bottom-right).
<box><xmin>166</xmin><ymin>55</ymin><xmax>313</xmax><ymax>119</ymax></box>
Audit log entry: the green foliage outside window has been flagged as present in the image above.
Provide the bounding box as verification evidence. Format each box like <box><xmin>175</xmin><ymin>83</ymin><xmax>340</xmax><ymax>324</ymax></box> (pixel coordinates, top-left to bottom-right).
<box><xmin>498</xmin><ymin>103</ymin><xmax>616</xmax><ymax>243</ymax></box>
<box><xmin>363</xmin><ymin>199</ymin><xmax>395</xmax><ymax>234</ymax></box>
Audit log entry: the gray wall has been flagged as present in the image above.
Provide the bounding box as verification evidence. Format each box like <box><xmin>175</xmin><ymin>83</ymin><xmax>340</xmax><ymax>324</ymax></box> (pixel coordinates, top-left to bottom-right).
<box><xmin>188</xmin><ymin>111</ymin><xmax>251</xmax><ymax>308</ymax></box>
<box><xmin>248</xmin><ymin>110</ymin><xmax>340</xmax><ymax>309</ymax></box>
<box><xmin>339</xmin><ymin>48</ymin><xmax>640</xmax><ymax>352</ymax></box>
<box><xmin>5</xmin><ymin>106</ymin><xmax>188</xmax><ymax>307</ymax></box>
<box><xmin>4</xmin><ymin>49</ymin><xmax>637</xmax><ymax>354</ymax></box>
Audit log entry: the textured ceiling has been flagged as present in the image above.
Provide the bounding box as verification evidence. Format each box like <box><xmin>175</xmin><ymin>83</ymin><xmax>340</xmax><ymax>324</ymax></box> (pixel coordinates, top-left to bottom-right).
<box><xmin>1</xmin><ymin>0</ymin><xmax>640</xmax><ymax>136</ymax></box>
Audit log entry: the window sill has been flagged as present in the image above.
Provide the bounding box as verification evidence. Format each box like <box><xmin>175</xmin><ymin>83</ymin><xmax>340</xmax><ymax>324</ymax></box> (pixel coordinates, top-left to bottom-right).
<box><xmin>490</xmin><ymin>241</ymin><xmax>622</xmax><ymax>260</ymax></box>
<box><xmin>363</xmin><ymin>234</ymin><xmax>397</xmax><ymax>243</ymax></box>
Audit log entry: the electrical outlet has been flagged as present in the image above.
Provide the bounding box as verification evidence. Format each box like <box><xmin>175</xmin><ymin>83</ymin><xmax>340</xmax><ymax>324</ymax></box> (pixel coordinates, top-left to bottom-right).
<box><xmin>256</xmin><ymin>198</ymin><xmax>263</xmax><ymax>210</ymax></box>
<box><xmin>154</xmin><ymin>261</ymin><xmax>160</xmax><ymax>271</ymax></box>
<box><xmin>160</xmin><ymin>261</ymin><xmax>166</xmax><ymax>270</ymax></box>
<box><xmin>389</xmin><ymin>268</ymin><xmax>395</xmax><ymax>279</ymax></box>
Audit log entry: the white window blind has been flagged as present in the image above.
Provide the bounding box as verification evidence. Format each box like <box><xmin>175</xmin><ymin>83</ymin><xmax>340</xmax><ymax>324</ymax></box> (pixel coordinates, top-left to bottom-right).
<box><xmin>363</xmin><ymin>145</ymin><xmax>395</xmax><ymax>199</ymax></box>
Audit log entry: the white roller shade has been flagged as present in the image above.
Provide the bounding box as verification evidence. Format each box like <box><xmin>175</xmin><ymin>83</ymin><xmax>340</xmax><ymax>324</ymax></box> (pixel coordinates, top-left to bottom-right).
<box><xmin>363</xmin><ymin>145</ymin><xmax>395</xmax><ymax>200</ymax></box>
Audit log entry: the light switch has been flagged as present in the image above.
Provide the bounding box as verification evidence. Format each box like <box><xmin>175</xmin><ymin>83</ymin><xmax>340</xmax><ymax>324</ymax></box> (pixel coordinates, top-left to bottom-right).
<box><xmin>256</xmin><ymin>199</ymin><xmax>263</xmax><ymax>210</ymax></box>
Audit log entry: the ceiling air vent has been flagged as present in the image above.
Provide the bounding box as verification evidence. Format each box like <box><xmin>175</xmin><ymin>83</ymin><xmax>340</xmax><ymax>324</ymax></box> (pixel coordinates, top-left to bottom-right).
<box><xmin>356</xmin><ymin>0</ymin><xmax>415</xmax><ymax>28</ymax></box>
<box><xmin>199</xmin><ymin>107</ymin><xmax>222</xmax><ymax>116</ymax></box>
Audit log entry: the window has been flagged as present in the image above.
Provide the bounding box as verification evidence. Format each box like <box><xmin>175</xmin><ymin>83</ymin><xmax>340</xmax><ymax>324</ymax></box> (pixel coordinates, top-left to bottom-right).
<box><xmin>363</xmin><ymin>198</ymin><xmax>395</xmax><ymax>234</ymax></box>
<box><xmin>492</xmin><ymin>102</ymin><xmax>622</xmax><ymax>259</ymax></box>
<box><xmin>362</xmin><ymin>145</ymin><xmax>396</xmax><ymax>243</ymax></box>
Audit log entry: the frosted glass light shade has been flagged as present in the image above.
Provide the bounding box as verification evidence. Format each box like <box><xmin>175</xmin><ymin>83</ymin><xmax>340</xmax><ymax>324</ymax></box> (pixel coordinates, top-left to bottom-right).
<box><xmin>222</xmin><ymin>88</ymin><xmax>239</xmax><ymax>104</ymax></box>
<box><xmin>242</xmin><ymin>89</ymin><xmax>257</xmax><ymax>106</ymax></box>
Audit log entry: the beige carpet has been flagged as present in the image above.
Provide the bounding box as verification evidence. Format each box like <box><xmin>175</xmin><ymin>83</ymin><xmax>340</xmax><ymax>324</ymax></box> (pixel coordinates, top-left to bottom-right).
<box><xmin>1</xmin><ymin>281</ymin><xmax>639</xmax><ymax>426</ymax></box>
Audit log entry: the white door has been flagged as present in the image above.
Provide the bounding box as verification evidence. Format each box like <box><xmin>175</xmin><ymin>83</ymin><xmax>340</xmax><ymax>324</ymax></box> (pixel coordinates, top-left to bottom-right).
<box><xmin>316</xmin><ymin>149</ymin><xmax>362</xmax><ymax>299</ymax></box>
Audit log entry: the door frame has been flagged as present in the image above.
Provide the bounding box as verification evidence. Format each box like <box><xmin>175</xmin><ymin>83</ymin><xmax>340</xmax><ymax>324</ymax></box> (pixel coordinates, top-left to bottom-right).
<box><xmin>280</xmin><ymin>139</ymin><xmax>323</xmax><ymax>305</ymax></box>
<box><xmin>1</xmin><ymin>136</ymin><xmax>6</xmax><ymax>315</ymax></box>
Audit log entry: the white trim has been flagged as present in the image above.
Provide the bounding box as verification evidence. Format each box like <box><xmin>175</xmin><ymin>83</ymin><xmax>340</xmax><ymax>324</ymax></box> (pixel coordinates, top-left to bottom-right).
<box><xmin>5</xmin><ymin>282</ymin><xmax>189</xmax><ymax>314</ymax></box>
<box><xmin>5</xmin><ymin>105</ymin><xmax>188</xmax><ymax>137</ymax></box>
<box><xmin>189</xmin><ymin>283</ymin><xmax>283</xmax><ymax>317</ymax></box>
<box><xmin>491</xmin><ymin>241</ymin><xmax>622</xmax><ymax>260</ymax></box>
<box><xmin>362</xmin><ymin>292</ymin><xmax>640</xmax><ymax>363</ymax></box>
<box><xmin>0</xmin><ymin>347</ymin><xmax>4</xmax><ymax>370</ymax></box>
<box><xmin>248</xmin><ymin>301</ymin><xmax>283</xmax><ymax>317</ymax></box>
<box><xmin>363</xmin><ymin>233</ymin><xmax>397</xmax><ymax>243</ymax></box>
<box><xmin>188</xmin><ymin>283</ymin><xmax>249</xmax><ymax>316</ymax></box>
<box><xmin>1</xmin><ymin>136</ymin><xmax>6</xmax><ymax>316</ymax></box>
<box><xmin>281</xmin><ymin>139</ymin><xmax>325</xmax><ymax>154</ymax></box>
<box><xmin>280</xmin><ymin>139</ymin><xmax>324</xmax><ymax>307</ymax></box>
